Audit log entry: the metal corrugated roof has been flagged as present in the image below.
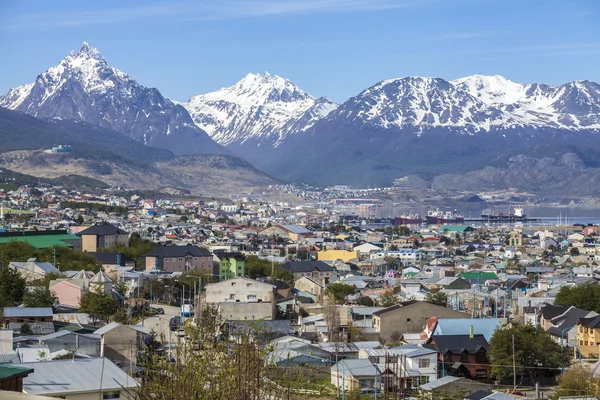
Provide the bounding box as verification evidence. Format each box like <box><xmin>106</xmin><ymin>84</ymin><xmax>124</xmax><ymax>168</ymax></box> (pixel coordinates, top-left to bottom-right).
<box><xmin>3</xmin><ymin>307</ymin><xmax>53</xmax><ymax>318</ymax></box>
<box><xmin>21</xmin><ymin>358</ymin><xmax>138</xmax><ymax>395</ymax></box>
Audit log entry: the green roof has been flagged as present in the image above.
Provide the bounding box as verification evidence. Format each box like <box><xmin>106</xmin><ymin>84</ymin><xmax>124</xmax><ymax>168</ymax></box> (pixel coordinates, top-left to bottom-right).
<box><xmin>403</xmin><ymin>272</ymin><xmax>418</xmax><ymax>277</ymax></box>
<box><xmin>0</xmin><ymin>364</ymin><xmax>34</xmax><ymax>380</ymax></box>
<box><xmin>0</xmin><ymin>233</ymin><xmax>81</xmax><ymax>249</ymax></box>
<box><xmin>459</xmin><ymin>271</ymin><xmax>498</xmax><ymax>280</ymax></box>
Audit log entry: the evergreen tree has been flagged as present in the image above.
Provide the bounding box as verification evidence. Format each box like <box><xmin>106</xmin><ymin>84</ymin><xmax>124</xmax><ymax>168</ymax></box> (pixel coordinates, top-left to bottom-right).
<box><xmin>22</xmin><ymin>286</ymin><xmax>58</xmax><ymax>308</ymax></box>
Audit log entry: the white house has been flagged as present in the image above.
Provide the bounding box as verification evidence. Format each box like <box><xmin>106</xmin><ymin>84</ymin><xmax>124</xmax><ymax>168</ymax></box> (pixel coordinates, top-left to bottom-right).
<box><xmin>370</xmin><ymin>250</ymin><xmax>422</xmax><ymax>266</ymax></box>
<box><xmin>358</xmin><ymin>345</ymin><xmax>438</xmax><ymax>389</ymax></box>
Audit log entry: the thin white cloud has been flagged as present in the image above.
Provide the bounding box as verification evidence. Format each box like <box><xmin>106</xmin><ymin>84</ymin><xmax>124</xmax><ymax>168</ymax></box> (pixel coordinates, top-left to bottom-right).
<box><xmin>425</xmin><ymin>31</ymin><xmax>506</xmax><ymax>42</ymax></box>
<box><xmin>449</xmin><ymin>43</ymin><xmax>600</xmax><ymax>55</ymax></box>
<box><xmin>1</xmin><ymin>0</ymin><xmax>437</xmax><ymax>31</ymax></box>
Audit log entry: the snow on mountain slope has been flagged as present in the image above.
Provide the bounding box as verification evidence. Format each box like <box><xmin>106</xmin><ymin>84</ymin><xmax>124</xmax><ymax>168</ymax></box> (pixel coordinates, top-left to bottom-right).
<box><xmin>321</xmin><ymin>76</ymin><xmax>526</xmax><ymax>134</ymax></box>
<box><xmin>0</xmin><ymin>42</ymin><xmax>223</xmax><ymax>155</ymax></box>
<box><xmin>182</xmin><ymin>73</ymin><xmax>337</xmax><ymax>147</ymax></box>
<box><xmin>452</xmin><ymin>75</ymin><xmax>600</xmax><ymax>130</ymax></box>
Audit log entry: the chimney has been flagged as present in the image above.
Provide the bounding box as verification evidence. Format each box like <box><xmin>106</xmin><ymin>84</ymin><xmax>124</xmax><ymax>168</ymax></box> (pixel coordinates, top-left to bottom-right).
<box><xmin>469</xmin><ymin>325</ymin><xmax>474</xmax><ymax>339</ymax></box>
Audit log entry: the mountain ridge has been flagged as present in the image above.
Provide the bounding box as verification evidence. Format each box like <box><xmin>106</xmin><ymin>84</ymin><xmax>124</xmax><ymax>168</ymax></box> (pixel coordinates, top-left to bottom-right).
<box><xmin>0</xmin><ymin>42</ymin><xmax>224</xmax><ymax>156</ymax></box>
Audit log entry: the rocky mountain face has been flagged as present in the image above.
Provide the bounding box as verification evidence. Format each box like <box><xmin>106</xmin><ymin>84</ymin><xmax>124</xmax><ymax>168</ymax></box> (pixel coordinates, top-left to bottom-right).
<box><xmin>0</xmin><ymin>43</ymin><xmax>224</xmax><ymax>156</ymax></box>
<box><xmin>452</xmin><ymin>75</ymin><xmax>600</xmax><ymax>131</ymax></box>
<box><xmin>2</xmin><ymin>41</ymin><xmax>600</xmax><ymax>192</ymax></box>
<box><xmin>259</xmin><ymin>75</ymin><xmax>600</xmax><ymax>187</ymax></box>
<box><xmin>181</xmin><ymin>73</ymin><xmax>337</xmax><ymax>157</ymax></box>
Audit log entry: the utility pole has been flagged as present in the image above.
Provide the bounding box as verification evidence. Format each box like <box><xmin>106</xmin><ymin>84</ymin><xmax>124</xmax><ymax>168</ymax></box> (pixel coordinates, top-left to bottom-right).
<box><xmin>512</xmin><ymin>333</ymin><xmax>517</xmax><ymax>391</ymax></box>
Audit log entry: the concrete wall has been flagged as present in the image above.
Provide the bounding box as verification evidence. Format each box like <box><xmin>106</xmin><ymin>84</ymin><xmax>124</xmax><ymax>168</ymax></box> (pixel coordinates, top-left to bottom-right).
<box><xmin>205</xmin><ymin>278</ymin><xmax>275</xmax><ymax>303</ymax></box>
<box><xmin>218</xmin><ymin>302</ymin><xmax>275</xmax><ymax>320</ymax></box>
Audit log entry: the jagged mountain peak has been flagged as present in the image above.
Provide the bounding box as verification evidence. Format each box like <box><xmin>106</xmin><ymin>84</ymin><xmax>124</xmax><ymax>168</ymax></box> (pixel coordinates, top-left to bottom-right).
<box><xmin>183</xmin><ymin>73</ymin><xmax>337</xmax><ymax>147</ymax></box>
<box><xmin>0</xmin><ymin>42</ymin><xmax>224</xmax><ymax>156</ymax></box>
<box><xmin>193</xmin><ymin>72</ymin><xmax>313</xmax><ymax>107</ymax></box>
<box><xmin>75</xmin><ymin>41</ymin><xmax>103</xmax><ymax>60</ymax></box>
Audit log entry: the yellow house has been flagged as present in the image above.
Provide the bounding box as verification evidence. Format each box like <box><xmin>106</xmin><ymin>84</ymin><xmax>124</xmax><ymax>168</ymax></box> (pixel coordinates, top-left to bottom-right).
<box><xmin>577</xmin><ymin>316</ymin><xmax>600</xmax><ymax>358</ymax></box>
<box><xmin>317</xmin><ymin>249</ymin><xmax>359</xmax><ymax>262</ymax></box>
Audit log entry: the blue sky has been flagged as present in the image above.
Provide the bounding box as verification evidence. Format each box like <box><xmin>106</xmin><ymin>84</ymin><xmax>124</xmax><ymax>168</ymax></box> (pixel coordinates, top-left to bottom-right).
<box><xmin>0</xmin><ymin>0</ymin><xmax>598</xmax><ymax>103</ymax></box>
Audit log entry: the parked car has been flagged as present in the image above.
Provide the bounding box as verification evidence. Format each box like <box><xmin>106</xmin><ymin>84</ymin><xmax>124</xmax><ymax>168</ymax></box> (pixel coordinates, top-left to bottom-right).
<box><xmin>169</xmin><ymin>316</ymin><xmax>180</xmax><ymax>331</ymax></box>
<box><xmin>153</xmin><ymin>307</ymin><xmax>165</xmax><ymax>315</ymax></box>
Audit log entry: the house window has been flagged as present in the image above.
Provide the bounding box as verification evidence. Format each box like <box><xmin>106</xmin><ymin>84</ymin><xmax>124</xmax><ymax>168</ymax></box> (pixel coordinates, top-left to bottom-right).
<box><xmin>407</xmin><ymin>318</ymin><xmax>411</xmax><ymax>322</ymax></box>
<box><xmin>476</xmin><ymin>369</ymin><xmax>487</xmax><ymax>378</ymax></box>
<box><xmin>172</xmin><ymin>258</ymin><xmax>177</xmax><ymax>262</ymax></box>
<box><xmin>418</xmin><ymin>358</ymin><xmax>430</xmax><ymax>369</ymax></box>
<box><xmin>178</xmin><ymin>258</ymin><xmax>183</xmax><ymax>262</ymax></box>
<box><xmin>461</xmin><ymin>352</ymin><xmax>469</xmax><ymax>363</ymax></box>
<box><xmin>419</xmin><ymin>376</ymin><xmax>429</xmax><ymax>385</ymax></box>
<box><xmin>194</xmin><ymin>257</ymin><xmax>198</xmax><ymax>261</ymax></box>
<box><xmin>103</xmin><ymin>392</ymin><xmax>120</xmax><ymax>399</ymax></box>
<box><xmin>475</xmin><ymin>351</ymin><xmax>487</xmax><ymax>363</ymax></box>
<box><xmin>248</xmin><ymin>295</ymin><xmax>257</xmax><ymax>301</ymax></box>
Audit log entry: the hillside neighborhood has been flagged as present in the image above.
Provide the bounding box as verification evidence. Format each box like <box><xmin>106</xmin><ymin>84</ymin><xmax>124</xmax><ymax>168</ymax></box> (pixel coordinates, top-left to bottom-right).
<box><xmin>0</xmin><ymin>186</ymin><xmax>598</xmax><ymax>399</ymax></box>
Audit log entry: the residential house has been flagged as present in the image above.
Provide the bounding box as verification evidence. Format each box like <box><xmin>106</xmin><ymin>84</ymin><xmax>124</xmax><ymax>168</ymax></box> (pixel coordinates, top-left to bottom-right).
<box><xmin>508</xmin><ymin>231</ymin><xmax>523</xmax><ymax>247</ymax></box>
<box><xmin>2</xmin><ymin>307</ymin><xmax>53</xmax><ymax>328</ymax></box>
<box><xmin>359</xmin><ymin>344</ymin><xmax>439</xmax><ymax>390</ymax></box>
<box><xmin>435</xmin><ymin>276</ymin><xmax>471</xmax><ymax>290</ymax></box>
<box><xmin>294</xmin><ymin>276</ymin><xmax>325</xmax><ymax>298</ymax></box>
<box><xmin>584</xmin><ymin>226</ymin><xmax>599</xmax><ymax>237</ymax></box>
<box><xmin>577</xmin><ymin>315</ymin><xmax>600</xmax><ymax>358</ymax></box>
<box><xmin>429</xmin><ymin>334</ymin><xmax>491</xmax><ymax>380</ymax></box>
<box><xmin>330</xmin><ymin>359</ymin><xmax>381</xmax><ymax>392</ymax></box>
<box><xmin>78</xmin><ymin>222</ymin><xmax>129</xmax><ymax>252</ymax></box>
<box><xmin>260</xmin><ymin>224</ymin><xmax>309</xmax><ymax>241</ymax></box>
<box><xmin>21</xmin><ymin>358</ymin><xmax>138</xmax><ymax>399</ymax></box>
<box><xmin>204</xmin><ymin>277</ymin><xmax>277</xmax><ymax>320</ymax></box>
<box><xmin>372</xmin><ymin>302</ymin><xmax>470</xmax><ymax>343</ymax></box>
<box><xmin>8</xmin><ymin>259</ymin><xmax>61</xmax><ymax>282</ymax></box>
<box><xmin>87</xmin><ymin>252</ymin><xmax>136</xmax><ymax>275</ymax></box>
<box><xmin>281</xmin><ymin>261</ymin><xmax>335</xmax><ymax>284</ymax></box>
<box><xmin>431</xmin><ymin>318</ymin><xmax>501</xmax><ymax>342</ymax></box>
<box><xmin>216</xmin><ymin>252</ymin><xmax>246</xmax><ymax>280</ymax></box>
<box><xmin>143</xmin><ymin>245</ymin><xmax>213</xmax><ymax>273</ymax></box>
<box><xmin>370</xmin><ymin>250</ymin><xmax>423</xmax><ymax>267</ymax></box>
<box><xmin>420</xmin><ymin>376</ymin><xmax>492</xmax><ymax>397</ymax></box>
<box><xmin>318</xmin><ymin>249</ymin><xmax>360</xmax><ymax>262</ymax></box>
<box><xmin>49</xmin><ymin>275</ymin><xmax>91</xmax><ymax>308</ymax></box>
<box><xmin>95</xmin><ymin>322</ymin><xmax>149</xmax><ymax>369</ymax></box>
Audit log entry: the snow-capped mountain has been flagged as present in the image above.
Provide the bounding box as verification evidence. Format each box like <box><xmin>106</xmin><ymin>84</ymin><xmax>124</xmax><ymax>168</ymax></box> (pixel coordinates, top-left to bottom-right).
<box><xmin>261</xmin><ymin>75</ymin><xmax>600</xmax><ymax>186</ymax></box>
<box><xmin>452</xmin><ymin>75</ymin><xmax>600</xmax><ymax>130</ymax></box>
<box><xmin>321</xmin><ymin>76</ymin><xmax>528</xmax><ymax>134</ymax></box>
<box><xmin>181</xmin><ymin>72</ymin><xmax>337</xmax><ymax>147</ymax></box>
<box><xmin>0</xmin><ymin>42</ymin><xmax>223</xmax><ymax>155</ymax></box>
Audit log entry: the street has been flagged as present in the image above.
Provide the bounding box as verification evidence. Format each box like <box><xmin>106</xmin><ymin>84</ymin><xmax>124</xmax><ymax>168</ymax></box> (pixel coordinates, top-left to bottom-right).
<box><xmin>137</xmin><ymin>304</ymin><xmax>181</xmax><ymax>340</ymax></box>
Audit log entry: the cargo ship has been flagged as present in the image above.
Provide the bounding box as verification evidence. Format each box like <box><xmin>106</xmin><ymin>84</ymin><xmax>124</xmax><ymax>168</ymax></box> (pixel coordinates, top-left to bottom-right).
<box><xmin>426</xmin><ymin>209</ymin><xmax>464</xmax><ymax>224</ymax></box>
<box><xmin>481</xmin><ymin>207</ymin><xmax>527</xmax><ymax>223</ymax></box>
<box><xmin>394</xmin><ymin>214</ymin><xmax>423</xmax><ymax>225</ymax></box>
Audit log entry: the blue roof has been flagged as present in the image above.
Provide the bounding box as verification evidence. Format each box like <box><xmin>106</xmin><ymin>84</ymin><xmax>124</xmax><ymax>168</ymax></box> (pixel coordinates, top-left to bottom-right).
<box><xmin>3</xmin><ymin>307</ymin><xmax>53</xmax><ymax>318</ymax></box>
<box><xmin>433</xmin><ymin>318</ymin><xmax>500</xmax><ymax>341</ymax></box>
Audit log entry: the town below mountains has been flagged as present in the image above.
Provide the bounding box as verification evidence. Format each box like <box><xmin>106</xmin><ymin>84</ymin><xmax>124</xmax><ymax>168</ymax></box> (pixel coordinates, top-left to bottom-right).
<box><xmin>1</xmin><ymin>42</ymin><xmax>600</xmax><ymax>198</ymax></box>
<box><xmin>0</xmin><ymin>187</ymin><xmax>599</xmax><ymax>398</ymax></box>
